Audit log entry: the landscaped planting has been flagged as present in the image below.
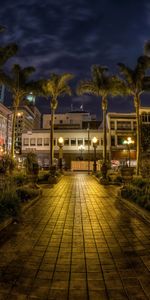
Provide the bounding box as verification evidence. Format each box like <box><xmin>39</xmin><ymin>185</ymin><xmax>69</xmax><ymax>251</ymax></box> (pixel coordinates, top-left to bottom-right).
<box><xmin>0</xmin><ymin>183</ymin><xmax>41</xmax><ymax>223</ymax></box>
<box><xmin>121</xmin><ymin>177</ymin><xmax>150</xmax><ymax>211</ymax></box>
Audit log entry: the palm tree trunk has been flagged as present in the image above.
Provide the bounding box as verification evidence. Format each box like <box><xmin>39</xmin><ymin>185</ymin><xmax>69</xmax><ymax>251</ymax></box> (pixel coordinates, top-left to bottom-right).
<box><xmin>102</xmin><ymin>98</ymin><xmax>107</xmax><ymax>164</ymax></box>
<box><xmin>11</xmin><ymin>107</ymin><xmax>17</xmax><ymax>158</ymax></box>
<box><xmin>135</xmin><ymin>96</ymin><xmax>140</xmax><ymax>175</ymax></box>
<box><xmin>50</xmin><ymin>107</ymin><xmax>54</xmax><ymax>167</ymax></box>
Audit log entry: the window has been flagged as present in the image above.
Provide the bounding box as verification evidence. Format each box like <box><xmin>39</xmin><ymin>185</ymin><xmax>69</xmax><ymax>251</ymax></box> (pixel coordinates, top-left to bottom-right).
<box><xmin>44</xmin><ymin>138</ymin><xmax>49</xmax><ymax>146</ymax></box>
<box><xmin>78</xmin><ymin>139</ymin><xmax>83</xmax><ymax>146</ymax></box>
<box><xmin>30</xmin><ymin>138</ymin><xmax>36</xmax><ymax>146</ymax></box>
<box><xmin>23</xmin><ymin>138</ymin><xmax>29</xmax><ymax>146</ymax></box>
<box><xmin>60</xmin><ymin>120</ymin><xmax>63</xmax><ymax>124</ymax></box>
<box><xmin>85</xmin><ymin>139</ymin><xmax>91</xmax><ymax>146</ymax></box>
<box><xmin>117</xmin><ymin>121</ymin><xmax>131</xmax><ymax>130</ymax></box>
<box><xmin>111</xmin><ymin>136</ymin><xmax>115</xmax><ymax>146</ymax></box>
<box><xmin>110</xmin><ymin>121</ymin><xmax>115</xmax><ymax>130</ymax></box>
<box><xmin>64</xmin><ymin>138</ymin><xmax>69</xmax><ymax>146</ymax></box>
<box><xmin>71</xmin><ymin>139</ymin><xmax>76</xmax><ymax>146</ymax></box>
<box><xmin>133</xmin><ymin>121</ymin><xmax>136</xmax><ymax>130</ymax></box>
<box><xmin>117</xmin><ymin>136</ymin><xmax>124</xmax><ymax>145</ymax></box>
<box><xmin>101</xmin><ymin>138</ymin><xmax>103</xmax><ymax>146</ymax></box>
<box><xmin>37</xmin><ymin>138</ymin><xmax>42</xmax><ymax>146</ymax></box>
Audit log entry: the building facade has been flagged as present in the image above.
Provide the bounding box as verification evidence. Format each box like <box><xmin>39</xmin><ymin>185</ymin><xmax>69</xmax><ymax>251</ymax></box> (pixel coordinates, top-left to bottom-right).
<box><xmin>43</xmin><ymin>111</ymin><xmax>96</xmax><ymax>129</ymax></box>
<box><xmin>22</xmin><ymin>107</ymin><xmax>150</xmax><ymax>169</ymax></box>
<box><xmin>22</xmin><ymin>128</ymin><xmax>105</xmax><ymax>169</ymax></box>
<box><xmin>0</xmin><ymin>103</ymin><xmax>13</xmax><ymax>155</ymax></box>
<box><xmin>14</xmin><ymin>105</ymin><xmax>41</xmax><ymax>154</ymax></box>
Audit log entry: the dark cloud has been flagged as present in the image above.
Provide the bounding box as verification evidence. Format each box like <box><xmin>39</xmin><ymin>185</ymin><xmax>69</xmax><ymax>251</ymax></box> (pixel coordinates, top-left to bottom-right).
<box><xmin>1</xmin><ymin>0</ymin><xmax>150</xmax><ymax>116</ymax></box>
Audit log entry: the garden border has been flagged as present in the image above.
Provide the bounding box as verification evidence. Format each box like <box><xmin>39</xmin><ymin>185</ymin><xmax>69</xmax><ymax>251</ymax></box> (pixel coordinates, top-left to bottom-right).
<box><xmin>117</xmin><ymin>190</ymin><xmax>150</xmax><ymax>225</ymax></box>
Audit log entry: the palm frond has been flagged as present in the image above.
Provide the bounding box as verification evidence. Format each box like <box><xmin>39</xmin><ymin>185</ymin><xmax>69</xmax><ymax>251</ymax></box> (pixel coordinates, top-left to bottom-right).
<box><xmin>77</xmin><ymin>80</ymin><xmax>99</xmax><ymax>96</ymax></box>
<box><xmin>58</xmin><ymin>73</ymin><xmax>74</xmax><ymax>90</ymax></box>
<box><xmin>0</xmin><ymin>44</ymin><xmax>18</xmax><ymax>66</ymax></box>
<box><xmin>118</xmin><ymin>63</ymin><xmax>134</xmax><ymax>84</ymax></box>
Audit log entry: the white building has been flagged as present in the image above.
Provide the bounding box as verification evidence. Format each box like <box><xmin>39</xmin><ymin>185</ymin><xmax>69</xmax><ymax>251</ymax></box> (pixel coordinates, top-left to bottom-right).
<box><xmin>22</xmin><ymin>128</ymin><xmax>105</xmax><ymax>168</ymax></box>
<box><xmin>43</xmin><ymin>111</ymin><xmax>96</xmax><ymax>129</ymax></box>
<box><xmin>22</xmin><ymin>106</ymin><xmax>150</xmax><ymax>169</ymax></box>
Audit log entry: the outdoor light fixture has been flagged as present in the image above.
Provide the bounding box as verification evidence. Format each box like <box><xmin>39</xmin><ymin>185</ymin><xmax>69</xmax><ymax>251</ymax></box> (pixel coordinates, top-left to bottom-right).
<box><xmin>58</xmin><ymin>137</ymin><xmax>64</xmax><ymax>171</ymax></box>
<box><xmin>78</xmin><ymin>145</ymin><xmax>85</xmax><ymax>160</ymax></box>
<box><xmin>123</xmin><ymin>137</ymin><xmax>134</xmax><ymax>167</ymax></box>
<box><xmin>92</xmin><ymin>137</ymin><xmax>98</xmax><ymax>172</ymax></box>
<box><xmin>58</xmin><ymin>137</ymin><xmax>64</xmax><ymax>146</ymax></box>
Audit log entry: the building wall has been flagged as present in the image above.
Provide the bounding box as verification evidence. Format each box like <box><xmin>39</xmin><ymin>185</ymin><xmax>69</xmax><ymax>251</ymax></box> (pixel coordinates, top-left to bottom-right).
<box><xmin>0</xmin><ymin>103</ymin><xmax>13</xmax><ymax>155</ymax></box>
<box><xmin>22</xmin><ymin>129</ymin><xmax>107</xmax><ymax>168</ymax></box>
<box><xmin>43</xmin><ymin>112</ymin><xmax>96</xmax><ymax>129</ymax></box>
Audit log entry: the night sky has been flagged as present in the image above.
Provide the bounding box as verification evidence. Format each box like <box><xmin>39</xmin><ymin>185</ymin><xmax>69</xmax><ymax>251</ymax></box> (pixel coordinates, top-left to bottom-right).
<box><xmin>1</xmin><ymin>0</ymin><xmax>150</xmax><ymax>118</ymax></box>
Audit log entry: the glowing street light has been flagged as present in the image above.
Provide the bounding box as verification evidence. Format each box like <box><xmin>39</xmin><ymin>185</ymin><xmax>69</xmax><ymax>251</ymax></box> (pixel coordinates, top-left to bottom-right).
<box><xmin>78</xmin><ymin>144</ymin><xmax>85</xmax><ymax>160</ymax></box>
<box><xmin>92</xmin><ymin>137</ymin><xmax>98</xmax><ymax>172</ymax></box>
<box><xmin>58</xmin><ymin>137</ymin><xmax>64</xmax><ymax>171</ymax></box>
<box><xmin>123</xmin><ymin>137</ymin><xmax>134</xmax><ymax>167</ymax></box>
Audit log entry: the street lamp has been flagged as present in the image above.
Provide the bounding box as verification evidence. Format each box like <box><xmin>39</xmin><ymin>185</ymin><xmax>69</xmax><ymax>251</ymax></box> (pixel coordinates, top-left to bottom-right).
<box><xmin>58</xmin><ymin>137</ymin><xmax>64</xmax><ymax>171</ymax></box>
<box><xmin>92</xmin><ymin>137</ymin><xmax>98</xmax><ymax>172</ymax></box>
<box><xmin>123</xmin><ymin>137</ymin><xmax>134</xmax><ymax>167</ymax></box>
<box><xmin>78</xmin><ymin>145</ymin><xmax>85</xmax><ymax>160</ymax></box>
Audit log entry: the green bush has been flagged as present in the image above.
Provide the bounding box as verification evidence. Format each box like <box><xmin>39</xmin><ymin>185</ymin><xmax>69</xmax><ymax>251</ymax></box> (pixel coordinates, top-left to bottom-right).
<box><xmin>114</xmin><ymin>176</ymin><xmax>122</xmax><ymax>183</ymax></box>
<box><xmin>121</xmin><ymin>179</ymin><xmax>150</xmax><ymax>211</ymax></box>
<box><xmin>95</xmin><ymin>172</ymin><xmax>102</xmax><ymax>178</ymax></box>
<box><xmin>131</xmin><ymin>177</ymin><xmax>148</xmax><ymax>189</ymax></box>
<box><xmin>38</xmin><ymin>172</ymin><xmax>50</xmax><ymax>183</ymax></box>
<box><xmin>0</xmin><ymin>187</ymin><xmax>20</xmax><ymax>221</ymax></box>
<box><xmin>16</xmin><ymin>186</ymin><xmax>40</xmax><ymax>202</ymax></box>
<box><xmin>13</xmin><ymin>173</ymin><xmax>27</xmax><ymax>186</ymax></box>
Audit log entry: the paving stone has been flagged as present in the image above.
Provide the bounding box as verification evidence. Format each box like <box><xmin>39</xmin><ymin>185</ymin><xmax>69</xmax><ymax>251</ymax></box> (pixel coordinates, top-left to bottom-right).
<box><xmin>0</xmin><ymin>174</ymin><xmax>149</xmax><ymax>299</ymax></box>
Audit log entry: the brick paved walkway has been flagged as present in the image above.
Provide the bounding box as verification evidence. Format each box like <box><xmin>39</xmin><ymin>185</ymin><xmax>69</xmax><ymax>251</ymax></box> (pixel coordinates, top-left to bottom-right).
<box><xmin>0</xmin><ymin>174</ymin><xmax>150</xmax><ymax>300</ymax></box>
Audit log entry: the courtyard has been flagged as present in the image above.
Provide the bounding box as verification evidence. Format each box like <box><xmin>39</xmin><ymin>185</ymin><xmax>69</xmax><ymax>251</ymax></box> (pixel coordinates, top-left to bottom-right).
<box><xmin>0</xmin><ymin>174</ymin><xmax>149</xmax><ymax>299</ymax></box>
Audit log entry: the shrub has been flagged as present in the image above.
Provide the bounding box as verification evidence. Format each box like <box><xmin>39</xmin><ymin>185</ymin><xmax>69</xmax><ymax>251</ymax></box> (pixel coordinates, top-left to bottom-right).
<box><xmin>121</xmin><ymin>180</ymin><xmax>150</xmax><ymax>212</ymax></box>
<box><xmin>24</xmin><ymin>152</ymin><xmax>39</xmax><ymax>176</ymax></box>
<box><xmin>16</xmin><ymin>187</ymin><xmax>40</xmax><ymax>202</ymax></box>
<box><xmin>95</xmin><ymin>172</ymin><xmax>102</xmax><ymax>178</ymax></box>
<box><xmin>13</xmin><ymin>173</ymin><xmax>27</xmax><ymax>186</ymax></box>
<box><xmin>0</xmin><ymin>187</ymin><xmax>20</xmax><ymax>221</ymax></box>
<box><xmin>131</xmin><ymin>177</ymin><xmax>148</xmax><ymax>189</ymax></box>
<box><xmin>38</xmin><ymin>172</ymin><xmax>50</xmax><ymax>183</ymax></box>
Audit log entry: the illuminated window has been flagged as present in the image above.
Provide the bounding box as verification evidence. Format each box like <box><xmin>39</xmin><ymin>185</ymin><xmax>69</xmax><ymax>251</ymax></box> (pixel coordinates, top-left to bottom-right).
<box><xmin>110</xmin><ymin>121</ymin><xmax>115</xmax><ymax>130</ymax></box>
<box><xmin>23</xmin><ymin>138</ymin><xmax>29</xmax><ymax>146</ymax></box>
<box><xmin>37</xmin><ymin>138</ymin><xmax>42</xmax><ymax>146</ymax></box>
<box><xmin>44</xmin><ymin>138</ymin><xmax>49</xmax><ymax>146</ymax></box>
<box><xmin>117</xmin><ymin>121</ymin><xmax>131</xmax><ymax>130</ymax></box>
<box><xmin>30</xmin><ymin>138</ymin><xmax>36</xmax><ymax>146</ymax></box>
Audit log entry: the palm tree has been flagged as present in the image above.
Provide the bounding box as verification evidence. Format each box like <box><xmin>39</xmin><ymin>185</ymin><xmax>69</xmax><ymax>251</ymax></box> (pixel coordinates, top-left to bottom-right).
<box><xmin>118</xmin><ymin>56</ymin><xmax>150</xmax><ymax>175</ymax></box>
<box><xmin>0</xmin><ymin>64</ymin><xmax>35</xmax><ymax>157</ymax></box>
<box><xmin>0</xmin><ymin>26</ymin><xmax>18</xmax><ymax>67</ymax></box>
<box><xmin>77</xmin><ymin>65</ymin><xmax>123</xmax><ymax>173</ymax></box>
<box><xmin>41</xmin><ymin>73</ymin><xmax>74</xmax><ymax>167</ymax></box>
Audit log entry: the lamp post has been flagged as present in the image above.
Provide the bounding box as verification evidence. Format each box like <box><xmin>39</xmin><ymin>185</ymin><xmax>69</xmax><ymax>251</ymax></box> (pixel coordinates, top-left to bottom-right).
<box><xmin>92</xmin><ymin>137</ymin><xmax>98</xmax><ymax>172</ymax></box>
<box><xmin>58</xmin><ymin>137</ymin><xmax>64</xmax><ymax>171</ymax></box>
<box><xmin>78</xmin><ymin>145</ymin><xmax>85</xmax><ymax>160</ymax></box>
<box><xmin>87</xmin><ymin>123</ymin><xmax>90</xmax><ymax>174</ymax></box>
<box><xmin>123</xmin><ymin>137</ymin><xmax>134</xmax><ymax>167</ymax></box>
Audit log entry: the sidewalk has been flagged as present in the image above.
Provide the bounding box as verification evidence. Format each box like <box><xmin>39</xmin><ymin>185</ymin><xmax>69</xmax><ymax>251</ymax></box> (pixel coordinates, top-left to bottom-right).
<box><xmin>0</xmin><ymin>174</ymin><xmax>149</xmax><ymax>299</ymax></box>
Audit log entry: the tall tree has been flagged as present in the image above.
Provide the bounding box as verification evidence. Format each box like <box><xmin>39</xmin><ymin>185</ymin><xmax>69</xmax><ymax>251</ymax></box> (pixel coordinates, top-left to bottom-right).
<box><xmin>118</xmin><ymin>56</ymin><xmax>150</xmax><ymax>175</ymax></box>
<box><xmin>0</xmin><ymin>64</ymin><xmax>35</xmax><ymax>157</ymax></box>
<box><xmin>77</xmin><ymin>65</ymin><xmax>123</xmax><ymax>172</ymax></box>
<box><xmin>41</xmin><ymin>73</ymin><xmax>74</xmax><ymax>166</ymax></box>
<box><xmin>0</xmin><ymin>25</ymin><xmax>18</xmax><ymax>67</ymax></box>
